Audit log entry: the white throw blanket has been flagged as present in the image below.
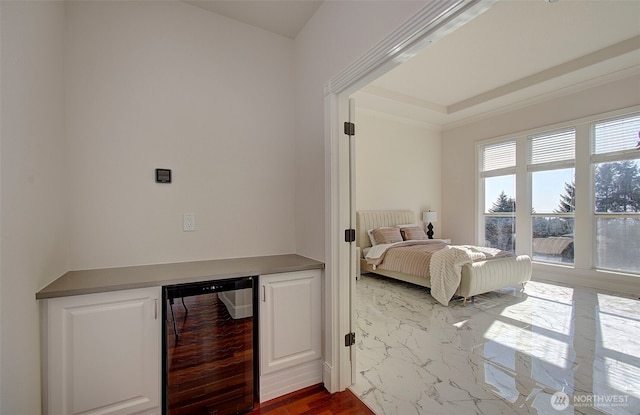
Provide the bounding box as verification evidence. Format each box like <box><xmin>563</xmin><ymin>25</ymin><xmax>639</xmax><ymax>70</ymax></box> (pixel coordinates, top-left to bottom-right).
<box><xmin>429</xmin><ymin>245</ymin><xmax>496</xmax><ymax>306</ymax></box>
<box><xmin>366</xmin><ymin>242</ymin><xmax>509</xmax><ymax>306</ymax></box>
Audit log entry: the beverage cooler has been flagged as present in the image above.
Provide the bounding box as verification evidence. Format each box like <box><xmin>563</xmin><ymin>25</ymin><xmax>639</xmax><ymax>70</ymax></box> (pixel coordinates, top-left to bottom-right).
<box><xmin>162</xmin><ymin>276</ymin><xmax>257</xmax><ymax>415</ymax></box>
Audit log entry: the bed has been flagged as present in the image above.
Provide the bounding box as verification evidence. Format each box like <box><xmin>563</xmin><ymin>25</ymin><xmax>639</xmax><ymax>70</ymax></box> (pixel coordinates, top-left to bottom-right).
<box><xmin>356</xmin><ymin>210</ymin><xmax>532</xmax><ymax>306</ymax></box>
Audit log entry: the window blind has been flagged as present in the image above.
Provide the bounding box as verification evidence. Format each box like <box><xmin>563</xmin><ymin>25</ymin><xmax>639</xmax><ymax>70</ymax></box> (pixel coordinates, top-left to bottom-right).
<box><xmin>481</xmin><ymin>140</ymin><xmax>515</xmax><ymax>172</ymax></box>
<box><xmin>528</xmin><ymin>128</ymin><xmax>575</xmax><ymax>166</ymax></box>
<box><xmin>593</xmin><ymin>113</ymin><xmax>640</xmax><ymax>155</ymax></box>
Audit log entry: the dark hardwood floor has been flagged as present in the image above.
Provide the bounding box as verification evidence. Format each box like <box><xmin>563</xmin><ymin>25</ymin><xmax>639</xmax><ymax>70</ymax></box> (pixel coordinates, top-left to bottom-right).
<box><xmin>166</xmin><ymin>292</ymin><xmax>254</xmax><ymax>415</ymax></box>
<box><xmin>166</xmin><ymin>292</ymin><xmax>374</xmax><ymax>415</ymax></box>
<box><xmin>250</xmin><ymin>384</ymin><xmax>375</xmax><ymax>415</ymax></box>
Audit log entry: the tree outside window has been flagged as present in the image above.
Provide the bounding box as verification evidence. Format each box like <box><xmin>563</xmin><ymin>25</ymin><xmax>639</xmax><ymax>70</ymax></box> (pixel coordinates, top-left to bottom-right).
<box><xmin>485</xmin><ymin>191</ymin><xmax>515</xmax><ymax>253</ymax></box>
<box><xmin>592</xmin><ymin>114</ymin><xmax>640</xmax><ymax>273</ymax></box>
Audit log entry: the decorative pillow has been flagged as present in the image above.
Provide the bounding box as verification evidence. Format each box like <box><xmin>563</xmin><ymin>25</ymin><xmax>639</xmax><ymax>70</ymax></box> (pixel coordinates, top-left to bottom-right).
<box><xmin>371</xmin><ymin>227</ymin><xmax>403</xmax><ymax>245</ymax></box>
<box><xmin>400</xmin><ymin>226</ymin><xmax>427</xmax><ymax>241</ymax></box>
<box><xmin>367</xmin><ymin>227</ymin><xmax>395</xmax><ymax>246</ymax></box>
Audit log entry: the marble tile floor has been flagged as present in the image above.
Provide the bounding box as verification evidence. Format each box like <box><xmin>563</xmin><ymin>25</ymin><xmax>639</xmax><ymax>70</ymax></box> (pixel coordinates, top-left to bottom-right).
<box><xmin>350</xmin><ymin>273</ymin><xmax>640</xmax><ymax>415</ymax></box>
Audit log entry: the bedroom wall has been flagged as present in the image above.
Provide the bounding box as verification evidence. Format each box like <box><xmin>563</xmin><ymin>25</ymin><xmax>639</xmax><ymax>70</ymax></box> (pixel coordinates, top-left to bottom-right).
<box><xmin>354</xmin><ymin>109</ymin><xmax>442</xmax><ymax>234</ymax></box>
<box><xmin>0</xmin><ymin>1</ymin><xmax>68</xmax><ymax>413</ymax></box>
<box><xmin>441</xmin><ymin>74</ymin><xmax>640</xmax><ymax>287</ymax></box>
<box><xmin>65</xmin><ymin>1</ymin><xmax>296</xmax><ymax>269</ymax></box>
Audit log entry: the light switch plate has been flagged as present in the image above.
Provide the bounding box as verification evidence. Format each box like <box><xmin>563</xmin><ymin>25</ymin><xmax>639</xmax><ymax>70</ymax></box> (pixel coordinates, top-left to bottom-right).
<box><xmin>183</xmin><ymin>214</ymin><xmax>195</xmax><ymax>231</ymax></box>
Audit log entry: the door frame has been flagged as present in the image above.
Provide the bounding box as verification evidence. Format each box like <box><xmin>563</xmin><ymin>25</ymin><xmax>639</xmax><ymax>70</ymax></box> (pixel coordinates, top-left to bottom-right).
<box><xmin>323</xmin><ymin>0</ymin><xmax>496</xmax><ymax>392</ymax></box>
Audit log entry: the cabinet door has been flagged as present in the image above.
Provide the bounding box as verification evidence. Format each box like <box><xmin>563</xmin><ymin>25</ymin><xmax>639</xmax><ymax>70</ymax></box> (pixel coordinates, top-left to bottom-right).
<box><xmin>44</xmin><ymin>287</ymin><xmax>161</xmax><ymax>415</ymax></box>
<box><xmin>260</xmin><ymin>270</ymin><xmax>321</xmax><ymax>375</ymax></box>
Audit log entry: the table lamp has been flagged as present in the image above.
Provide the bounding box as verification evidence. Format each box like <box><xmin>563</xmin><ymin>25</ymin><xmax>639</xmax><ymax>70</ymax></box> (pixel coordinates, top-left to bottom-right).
<box><xmin>423</xmin><ymin>211</ymin><xmax>437</xmax><ymax>239</ymax></box>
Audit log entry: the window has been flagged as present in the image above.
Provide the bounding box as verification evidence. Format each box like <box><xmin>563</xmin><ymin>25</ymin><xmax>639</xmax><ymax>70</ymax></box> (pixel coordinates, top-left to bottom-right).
<box><xmin>480</xmin><ymin>140</ymin><xmax>516</xmax><ymax>253</ymax></box>
<box><xmin>477</xmin><ymin>106</ymin><xmax>639</xmax><ymax>277</ymax></box>
<box><xmin>528</xmin><ymin>129</ymin><xmax>575</xmax><ymax>264</ymax></box>
<box><xmin>592</xmin><ymin>113</ymin><xmax>640</xmax><ymax>273</ymax></box>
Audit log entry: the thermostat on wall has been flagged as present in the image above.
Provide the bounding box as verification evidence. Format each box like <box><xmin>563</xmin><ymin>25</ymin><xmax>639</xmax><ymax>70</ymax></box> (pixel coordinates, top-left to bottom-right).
<box><xmin>156</xmin><ymin>169</ymin><xmax>171</xmax><ymax>183</ymax></box>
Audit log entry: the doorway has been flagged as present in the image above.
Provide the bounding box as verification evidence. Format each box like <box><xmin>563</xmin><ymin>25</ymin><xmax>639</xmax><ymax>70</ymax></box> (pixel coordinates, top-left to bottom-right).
<box><xmin>324</xmin><ymin>0</ymin><xmax>496</xmax><ymax>393</ymax></box>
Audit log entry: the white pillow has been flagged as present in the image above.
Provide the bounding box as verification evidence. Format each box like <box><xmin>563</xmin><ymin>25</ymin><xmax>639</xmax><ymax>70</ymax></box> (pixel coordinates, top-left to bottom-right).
<box><xmin>367</xmin><ymin>228</ymin><xmax>378</xmax><ymax>246</ymax></box>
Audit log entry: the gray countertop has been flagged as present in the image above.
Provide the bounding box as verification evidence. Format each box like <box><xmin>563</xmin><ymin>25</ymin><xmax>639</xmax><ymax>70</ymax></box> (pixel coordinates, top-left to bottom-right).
<box><xmin>36</xmin><ymin>254</ymin><xmax>324</xmax><ymax>299</ymax></box>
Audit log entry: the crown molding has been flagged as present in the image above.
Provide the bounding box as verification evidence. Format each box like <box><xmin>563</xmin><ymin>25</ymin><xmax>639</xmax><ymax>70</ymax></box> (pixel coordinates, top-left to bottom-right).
<box><xmin>328</xmin><ymin>0</ymin><xmax>497</xmax><ymax>96</ymax></box>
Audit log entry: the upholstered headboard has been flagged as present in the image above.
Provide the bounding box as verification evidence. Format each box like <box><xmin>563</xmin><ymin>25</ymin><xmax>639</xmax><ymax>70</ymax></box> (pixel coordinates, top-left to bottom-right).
<box><xmin>356</xmin><ymin>210</ymin><xmax>417</xmax><ymax>249</ymax></box>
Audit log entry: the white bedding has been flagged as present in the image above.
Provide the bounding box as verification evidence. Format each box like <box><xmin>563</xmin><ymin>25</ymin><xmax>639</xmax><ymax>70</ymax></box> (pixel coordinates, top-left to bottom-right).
<box><xmin>356</xmin><ymin>210</ymin><xmax>532</xmax><ymax>305</ymax></box>
<box><xmin>366</xmin><ymin>241</ymin><xmax>508</xmax><ymax>306</ymax></box>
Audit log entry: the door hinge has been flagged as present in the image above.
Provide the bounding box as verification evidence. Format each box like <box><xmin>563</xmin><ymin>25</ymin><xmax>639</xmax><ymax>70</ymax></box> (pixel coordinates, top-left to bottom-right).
<box><xmin>344</xmin><ymin>121</ymin><xmax>355</xmax><ymax>136</ymax></box>
<box><xmin>344</xmin><ymin>228</ymin><xmax>355</xmax><ymax>243</ymax></box>
<box><xmin>345</xmin><ymin>332</ymin><xmax>356</xmax><ymax>347</ymax></box>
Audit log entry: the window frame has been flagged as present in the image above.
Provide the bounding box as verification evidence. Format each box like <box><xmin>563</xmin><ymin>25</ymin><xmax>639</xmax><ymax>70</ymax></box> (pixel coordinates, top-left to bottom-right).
<box><xmin>590</xmin><ymin>112</ymin><xmax>640</xmax><ymax>274</ymax></box>
<box><xmin>478</xmin><ymin>139</ymin><xmax>517</xmax><ymax>253</ymax></box>
<box><xmin>476</xmin><ymin>106</ymin><xmax>640</xmax><ymax>277</ymax></box>
<box><xmin>527</xmin><ymin>128</ymin><xmax>576</xmax><ymax>265</ymax></box>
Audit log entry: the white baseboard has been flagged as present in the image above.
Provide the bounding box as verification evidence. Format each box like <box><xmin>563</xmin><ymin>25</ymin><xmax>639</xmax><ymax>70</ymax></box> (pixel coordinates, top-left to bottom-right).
<box><xmin>218</xmin><ymin>291</ymin><xmax>252</xmax><ymax>319</ymax></box>
<box><xmin>323</xmin><ymin>361</ymin><xmax>335</xmax><ymax>393</ymax></box>
<box><xmin>532</xmin><ymin>263</ymin><xmax>640</xmax><ymax>296</ymax></box>
<box><xmin>259</xmin><ymin>359</ymin><xmax>323</xmax><ymax>402</ymax></box>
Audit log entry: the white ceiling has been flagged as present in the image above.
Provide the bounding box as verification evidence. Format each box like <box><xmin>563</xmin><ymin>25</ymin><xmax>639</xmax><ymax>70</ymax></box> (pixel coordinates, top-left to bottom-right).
<box><xmin>186</xmin><ymin>0</ymin><xmax>640</xmax><ymax>129</ymax></box>
<box><xmin>356</xmin><ymin>0</ymin><xmax>640</xmax><ymax>129</ymax></box>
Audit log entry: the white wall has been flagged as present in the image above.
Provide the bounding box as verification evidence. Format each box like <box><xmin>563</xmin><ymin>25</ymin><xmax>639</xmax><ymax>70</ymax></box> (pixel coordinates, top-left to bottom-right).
<box><xmin>1</xmin><ymin>0</ymin><xmax>297</xmax><ymax>412</ymax></box>
<box><xmin>66</xmin><ymin>1</ymin><xmax>296</xmax><ymax>270</ymax></box>
<box><xmin>293</xmin><ymin>1</ymin><xmax>429</xmax><ymax>261</ymax></box>
<box><xmin>0</xmin><ymin>1</ymin><xmax>68</xmax><ymax>413</ymax></box>
<box><xmin>354</xmin><ymin>109</ymin><xmax>442</xmax><ymax>234</ymax></box>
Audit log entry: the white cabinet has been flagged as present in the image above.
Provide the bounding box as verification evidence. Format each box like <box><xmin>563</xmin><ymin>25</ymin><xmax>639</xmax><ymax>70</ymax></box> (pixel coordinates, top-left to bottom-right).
<box><xmin>259</xmin><ymin>269</ymin><xmax>322</xmax><ymax>402</ymax></box>
<box><xmin>42</xmin><ymin>287</ymin><xmax>161</xmax><ymax>415</ymax></box>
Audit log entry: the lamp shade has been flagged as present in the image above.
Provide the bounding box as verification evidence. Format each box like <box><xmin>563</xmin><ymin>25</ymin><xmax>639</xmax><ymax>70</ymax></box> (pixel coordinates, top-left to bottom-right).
<box><xmin>423</xmin><ymin>211</ymin><xmax>437</xmax><ymax>223</ymax></box>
